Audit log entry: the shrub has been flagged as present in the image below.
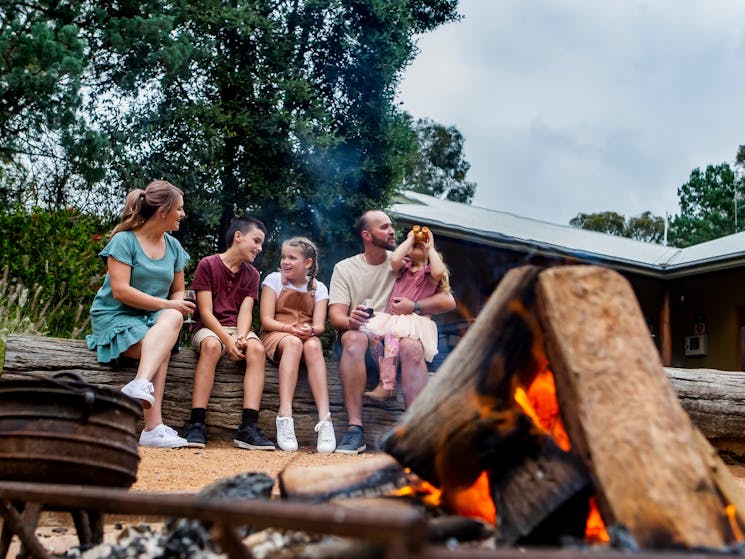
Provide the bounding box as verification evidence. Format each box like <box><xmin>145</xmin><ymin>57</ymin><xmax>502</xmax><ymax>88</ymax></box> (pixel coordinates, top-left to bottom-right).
<box><xmin>0</xmin><ymin>207</ymin><xmax>109</xmax><ymax>337</ymax></box>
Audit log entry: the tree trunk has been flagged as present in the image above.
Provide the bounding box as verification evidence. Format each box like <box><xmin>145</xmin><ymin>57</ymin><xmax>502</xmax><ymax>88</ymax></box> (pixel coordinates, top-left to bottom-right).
<box><xmin>1</xmin><ymin>334</ymin><xmax>403</xmax><ymax>448</ymax></box>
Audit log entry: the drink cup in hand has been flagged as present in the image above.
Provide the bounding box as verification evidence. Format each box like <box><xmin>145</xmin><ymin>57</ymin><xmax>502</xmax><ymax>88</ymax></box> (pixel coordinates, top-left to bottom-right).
<box><xmin>184</xmin><ymin>289</ymin><xmax>196</xmax><ymax>324</ymax></box>
<box><xmin>362</xmin><ymin>298</ymin><xmax>374</xmax><ymax>317</ymax></box>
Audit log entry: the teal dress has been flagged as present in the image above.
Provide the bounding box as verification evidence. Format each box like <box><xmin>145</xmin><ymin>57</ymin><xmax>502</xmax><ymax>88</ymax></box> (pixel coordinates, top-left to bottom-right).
<box><xmin>86</xmin><ymin>230</ymin><xmax>190</xmax><ymax>363</ymax></box>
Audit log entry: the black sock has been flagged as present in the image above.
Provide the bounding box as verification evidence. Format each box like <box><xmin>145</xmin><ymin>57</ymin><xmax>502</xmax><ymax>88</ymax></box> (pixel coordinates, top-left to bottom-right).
<box><xmin>190</xmin><ymin>408</ymin><xmax>206</xmax><ymax>424</ymax></box>
<box><xmin>241</xmin><ymin>408</ymin><xmax>259</xmax><ymax>427</ymax></box>
<box><xmin>348</xmin><ymin>424</ymin><xmax>363</xmax><ymax>432</ymax></box>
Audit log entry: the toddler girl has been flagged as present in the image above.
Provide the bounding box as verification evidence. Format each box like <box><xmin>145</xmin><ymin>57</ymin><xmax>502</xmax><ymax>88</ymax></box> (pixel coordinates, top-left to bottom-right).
<box><xmin>259</xmin><ymin>237</ymin><xmax>335</xmax><ymax>452</ymax></box>
<box><xmin>363</xmin><ymin>226</ymin><xmax>449</xmax><ymax>400</ymax></box>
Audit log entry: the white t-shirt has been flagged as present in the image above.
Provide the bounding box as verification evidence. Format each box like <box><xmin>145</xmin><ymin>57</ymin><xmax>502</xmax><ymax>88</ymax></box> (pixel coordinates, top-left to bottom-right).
<box><xmin>262</xmin><ymin>271</ymin><xmax>329</xmax><ymax>303</ymax></box>
<box><xmin>328</xmin><ymin>252</ymin><xmax>395</xmax><ymax>313</ymax></box>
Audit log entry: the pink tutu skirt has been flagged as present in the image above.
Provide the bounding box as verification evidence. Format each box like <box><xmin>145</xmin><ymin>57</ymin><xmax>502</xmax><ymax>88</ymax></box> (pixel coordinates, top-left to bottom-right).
<box><xmin>364</xmin><ymin>312</ymin><xmax>439</xmax><ymax>363</ymax></box>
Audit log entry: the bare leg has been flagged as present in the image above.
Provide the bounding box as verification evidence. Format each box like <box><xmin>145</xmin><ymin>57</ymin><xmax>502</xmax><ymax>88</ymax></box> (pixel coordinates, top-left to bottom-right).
<box><xmin>303</xmin><ymin>338</ymin><xmax>329</xmax><ymax>418</ymax></box>
<box><xmin>122</xmin><ymin>309</ymin><xmax>182</xmax><ymax>429</ymax></box>
<box><xmin>339</xmin><ymin>330</ymin><xmax>369</xmax><ymax>427</ymax></box>
<box><xmin>398</xmin><ymin>337</ymin><xmax>428</xmax><ymax>408</ymax></box>
<box><xmin>122</xmin><ymin>309</ymin><xmax>182</xmax><ymax>381</ymax></box>
<box><xmin>242</xmin><ymin>338</ymin><xmax>267</xmax><ymax>410</ymax></box>
<box><xmin>276</xmin><ymin>336</ymin><xmax>303</xmax><ymax>417</ymax></box>
<box><xmin>143</xmin><ymin>358</ymin><xmax>168</xmax><ymax>430</ymax></box>
<box><xmin>191</xmin><ymin>337</ymin><xmax>222</xmax><ymax>408</ymax></box>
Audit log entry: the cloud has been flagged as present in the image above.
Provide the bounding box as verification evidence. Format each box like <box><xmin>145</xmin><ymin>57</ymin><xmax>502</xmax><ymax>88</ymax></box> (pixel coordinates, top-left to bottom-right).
<box><xmin>398</xmin><ymin>0</ymin><xmax>745</xmax><ymax>225</ymax></box>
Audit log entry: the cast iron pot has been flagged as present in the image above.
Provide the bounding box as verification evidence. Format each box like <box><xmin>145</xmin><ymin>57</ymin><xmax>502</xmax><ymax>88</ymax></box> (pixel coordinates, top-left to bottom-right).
<box><xmin>0</xmin><ymin>372</ymin><xmax>140</xmax><ymax>488</ymax></box>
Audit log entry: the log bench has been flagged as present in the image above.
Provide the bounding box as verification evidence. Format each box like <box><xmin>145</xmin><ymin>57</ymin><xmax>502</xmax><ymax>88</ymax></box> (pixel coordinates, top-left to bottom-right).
<box><xmin>1</xmin><ymin>334</ymin><xmax>405</xmax><ymax>450</ymax></box>
<box><xmin>3</xmin><ymin>334</ymin><xmax>745</xmax><ymax>459</ymax></box>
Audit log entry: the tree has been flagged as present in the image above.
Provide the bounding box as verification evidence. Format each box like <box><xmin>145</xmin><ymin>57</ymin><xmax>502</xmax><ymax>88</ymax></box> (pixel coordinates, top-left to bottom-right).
<box><xmin>77</xmin><ymin>0</ymin><xmax>461</xmax><ymax>263</ymax></box>
<box><xmin>625</xmin><ymin>212</ymin><xmax>666</xmax><ymax>244</ymax></box>
<box><xmin>0</xmin><ymin>1</ymin><xmax>108</xmax><ymax>208</ymax></box>
<box><xmin>569</xmin><ymin>211</ymin><xmax>665</xmax><ymax>244</ymax></box>
<box><xmin>404</xmin><ymin>118</ymin><xmax>476</xmax><ymax>203</ymax></box>
<box><xmin>668</xmin><ymin>163</ymin><xmax>740</xmax><ymax>248</ymax></box>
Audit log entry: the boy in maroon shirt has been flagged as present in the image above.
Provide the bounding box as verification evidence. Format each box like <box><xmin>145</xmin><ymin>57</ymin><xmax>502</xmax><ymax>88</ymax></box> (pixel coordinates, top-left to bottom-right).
<box><xmin>182</xmin><ymin>216</ymin><xmax>275</xmax><ymax>449</ymax></box>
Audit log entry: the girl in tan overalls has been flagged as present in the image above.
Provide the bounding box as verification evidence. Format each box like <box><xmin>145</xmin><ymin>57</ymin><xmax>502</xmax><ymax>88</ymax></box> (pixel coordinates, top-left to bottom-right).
<box><xmin>259</xmin><ymin>237</ymin><xmax>335</xmax><ymax>452</ymax></box>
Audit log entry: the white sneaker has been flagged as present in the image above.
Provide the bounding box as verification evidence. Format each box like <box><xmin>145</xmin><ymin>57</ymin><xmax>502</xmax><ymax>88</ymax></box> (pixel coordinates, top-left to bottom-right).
<box><xmin>314</xmin><ymin>413</ymin><xmax>336</xmax><ymax>454</ymax></box>
<box><xmin>139</xmin><ymin>424</ymin><xmax>188</xmax><ymax>448</ymax></box>
<box><xmin>275</xmin><ymin>416</ymin><xmax>298</xmax><ymax>452</ymax></box>
<box><xmin>121</xmin><ymin>378</ymin><xmax>155</xmax><ymax>409</ymax></box>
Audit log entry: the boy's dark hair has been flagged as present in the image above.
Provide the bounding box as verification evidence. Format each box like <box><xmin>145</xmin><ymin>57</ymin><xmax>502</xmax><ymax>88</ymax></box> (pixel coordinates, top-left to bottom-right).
<box><xmin>226</xmin><ymin>216</ymin><xmax>266</xmax><ymax>247</ymax></box>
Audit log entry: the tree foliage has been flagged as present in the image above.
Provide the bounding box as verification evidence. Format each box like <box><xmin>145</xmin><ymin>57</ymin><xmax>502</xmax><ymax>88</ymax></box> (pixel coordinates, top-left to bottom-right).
<box><xmin>668</xmin><ymin>163</ymin><xmax>740</xmax><ymax>248</ymax></box>
<box><xmin>79</xmin><ymin>0</ymin><xmax>460</xmax><ymax>265</ymax></box>
<box><xmin>0</xmin><ymin>0</ymin><xmax>461</xmax><ymax>270</ymax></box>
<box><xmin>569</xmin><ymin>211</ymin><xmax>665</xmax><ymax>243</ymax></box>
<box><xmin>404</xmin><ymin>117</ymin><xmax>476</xmax><ymax>203</ymax></box>
<box><xmin>0</xmin><ymin>1</ymin><xmax>111</xmax><ymax>208</ymax></box>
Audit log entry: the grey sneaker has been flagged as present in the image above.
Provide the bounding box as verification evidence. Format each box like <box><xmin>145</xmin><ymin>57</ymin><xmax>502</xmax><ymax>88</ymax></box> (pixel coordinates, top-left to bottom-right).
<box><xmin>181</xmin><ymin>421</ymin><xmax>207</xmax><ymax>448</ymax></box>
<box><xmin>234</xmin><ymin>423</ymin><xmax>276</xmax><ymax>451</ymax></box>
<box><xmin>334</xmin><ymin>426</ymin><xmax>366</xmax><ymax>455</ymax></box>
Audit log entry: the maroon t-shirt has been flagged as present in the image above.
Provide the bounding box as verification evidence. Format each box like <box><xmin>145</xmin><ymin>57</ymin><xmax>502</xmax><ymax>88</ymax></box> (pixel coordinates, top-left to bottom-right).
<box><xmin>190</xmin><ymin>254</ymin><xmax>260</xmax><ymax>331</ymax></box>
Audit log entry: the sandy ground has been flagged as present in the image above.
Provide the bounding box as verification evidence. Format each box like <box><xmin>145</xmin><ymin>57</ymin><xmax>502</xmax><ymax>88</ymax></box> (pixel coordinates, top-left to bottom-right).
<box><xmin>6</xmin><ymin>441</ymin><xmax>384</xmax><ymax>557</ymax></box>
<box><xmin>8</xmin><ymin>444</ymin><xmax>745</xmax><ymax>556</ymax></box>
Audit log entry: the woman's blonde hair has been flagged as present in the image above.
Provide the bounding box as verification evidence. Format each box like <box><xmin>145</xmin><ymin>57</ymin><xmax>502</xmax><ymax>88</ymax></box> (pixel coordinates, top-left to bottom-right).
<box><xmin>283</xmin><ymin>237</ymin><xmax>320</xmax><ymax>290</ymax></box>
<box><xmin>110</xmin><ymin>180</ymin><xmax>183</xmax><ymax>237</ymax></box>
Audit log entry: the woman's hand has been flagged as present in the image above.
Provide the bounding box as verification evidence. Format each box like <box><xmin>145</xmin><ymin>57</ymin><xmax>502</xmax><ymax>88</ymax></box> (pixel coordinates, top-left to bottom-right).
<box><xmin>167</xmin><ymin>298</ymin><xmax>196</xmax><ymax>316</ymax></box>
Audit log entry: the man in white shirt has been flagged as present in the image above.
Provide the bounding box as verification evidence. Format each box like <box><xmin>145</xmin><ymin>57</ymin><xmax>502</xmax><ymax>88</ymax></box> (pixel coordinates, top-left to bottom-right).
<box><xmin>328</xmin><ymin>210</ymin><xmax>455</xmax><ymax>454</ymax></box>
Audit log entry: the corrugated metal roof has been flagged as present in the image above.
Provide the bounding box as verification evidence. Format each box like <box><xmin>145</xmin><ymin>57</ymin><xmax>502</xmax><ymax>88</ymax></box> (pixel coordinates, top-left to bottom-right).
<box><xmin>389</xmin><ymin>191</ymin><xmax>745</xmax><ymax>278</ymax></box>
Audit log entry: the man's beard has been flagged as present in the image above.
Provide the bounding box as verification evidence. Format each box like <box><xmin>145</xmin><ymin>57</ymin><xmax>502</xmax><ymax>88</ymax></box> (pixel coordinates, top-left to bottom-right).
<box><xmin>371</xmin><ymin>235</ymin><xmax>395</xmax><ymax>251</ymax></box>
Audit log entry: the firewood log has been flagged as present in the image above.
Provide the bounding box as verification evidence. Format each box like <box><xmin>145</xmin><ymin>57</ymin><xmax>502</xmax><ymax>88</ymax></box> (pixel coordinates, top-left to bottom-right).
<box><xmin>536</xmin><ymin>265</ymin><xmax>736</xmax><ymax>549</ymax></box>
<box><xmin>383</xmin><ymin>265</ymin><xmax>544</xmax><ymax>487</ymax></box>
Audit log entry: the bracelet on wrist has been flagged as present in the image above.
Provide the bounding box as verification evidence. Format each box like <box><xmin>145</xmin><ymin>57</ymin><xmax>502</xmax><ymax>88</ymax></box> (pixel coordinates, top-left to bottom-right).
<box><xmin>310</xmin><ymin>326</ymin><xmax>316</xmax><ymax>336</ymax></box>
<box><xmin>413</xmin><ymin>301</ymin><xmax>421</xmax><ymax>314</ymax></box>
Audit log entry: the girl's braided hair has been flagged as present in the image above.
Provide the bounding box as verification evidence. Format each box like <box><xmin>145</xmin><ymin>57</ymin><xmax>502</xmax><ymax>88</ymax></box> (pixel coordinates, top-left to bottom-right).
<box><xmin>283</xmin><ymin>237</ymin><xmax>320</xmax><ymax>290</ymax></box>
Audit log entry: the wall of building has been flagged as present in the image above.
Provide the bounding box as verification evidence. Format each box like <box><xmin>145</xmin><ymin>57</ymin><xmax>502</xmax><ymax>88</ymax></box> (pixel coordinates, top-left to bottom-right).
<box><xmin>668</xmin><ymin>268</ymin><xmax>745</xmax><ymax>370</ymax></box>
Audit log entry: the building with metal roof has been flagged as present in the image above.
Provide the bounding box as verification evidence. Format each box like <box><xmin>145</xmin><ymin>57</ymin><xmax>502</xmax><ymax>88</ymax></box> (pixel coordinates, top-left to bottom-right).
<box><xmin>389</xmin><ymin>191</ymin><xmax>745</xmax><ymax>371</ymax></box>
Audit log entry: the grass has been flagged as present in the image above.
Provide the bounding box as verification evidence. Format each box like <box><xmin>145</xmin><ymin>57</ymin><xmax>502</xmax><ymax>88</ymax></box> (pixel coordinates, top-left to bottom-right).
<box><xmin>0</xmin><ymin>268</ymin><xmax>90</xmax><ymax>367</ymax></box>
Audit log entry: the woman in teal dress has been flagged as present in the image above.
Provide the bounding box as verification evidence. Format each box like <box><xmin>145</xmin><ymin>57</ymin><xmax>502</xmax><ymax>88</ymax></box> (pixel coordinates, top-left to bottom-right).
<box><xmin>87</xmin><ymin>180</ymin><xmax>195</xmax><ymax>448</ymax></box>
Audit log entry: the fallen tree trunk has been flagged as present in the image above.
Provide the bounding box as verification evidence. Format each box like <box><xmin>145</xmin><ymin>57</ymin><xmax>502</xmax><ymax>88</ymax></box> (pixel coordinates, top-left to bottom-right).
<box><xmin>1</xmin><ymin>334</ymin><xmax>404</xmax><ymax>448</ymax></box>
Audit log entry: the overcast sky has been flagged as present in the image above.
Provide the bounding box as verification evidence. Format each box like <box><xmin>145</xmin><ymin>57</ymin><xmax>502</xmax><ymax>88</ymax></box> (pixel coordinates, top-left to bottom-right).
<box><xmin>396</xmin><ymin>0</ymin><xmax>745</xmax><ymax>226</ymax></box>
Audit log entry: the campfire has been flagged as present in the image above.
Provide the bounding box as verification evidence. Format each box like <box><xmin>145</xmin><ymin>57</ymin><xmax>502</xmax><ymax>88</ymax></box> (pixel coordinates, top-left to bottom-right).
<box><xmin>381</xmin><ymin>264</ymin><xmax>745</xmax><ymax>550</ymax></box>
<box><xmin>5</xmin><ymin>265</ymin><xmax>745</xmax><ymax>558</ymax></box>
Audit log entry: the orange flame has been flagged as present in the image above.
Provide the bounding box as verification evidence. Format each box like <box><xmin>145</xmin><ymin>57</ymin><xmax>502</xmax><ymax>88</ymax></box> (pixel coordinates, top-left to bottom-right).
<box><xmin>516</xmin><ymin>366</ymin><xmax>609</xmax><ymax>543</ymax></box>
<box><xmin>514</xmin><ymin>368</ymin><xmax>570</xmax><ymax>452</ymax></box>
<box><xmin>726</xmin><ymin>504</ymin><xmax>744</xmax><ymax>542</ymax></box>
<box><xmin>585</xmin><ymin>498</ymin><xmax>610</xmax><ymax>544</ymax></box>
<box><xmin>442</xmin><ymin>471</ymin><xmax>497</xmax><ymax>525</ymax></box>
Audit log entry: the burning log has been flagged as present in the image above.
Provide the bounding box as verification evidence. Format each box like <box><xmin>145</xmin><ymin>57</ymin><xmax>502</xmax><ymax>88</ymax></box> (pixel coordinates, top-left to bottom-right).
<box><xmin>385</xmin><ymin>264</ymin><xmax>745</xmax><ymax>550</ymax></box>
<box><xmin>278</xmin><ymin>455</ymin><xmax>407</xmax><ymax>502</ymax></box>
<box><xmin>383</xmin><ymin>265</ymin><xmax>545</xmax><ymax>488</ymax></box>
<box><xmin>536</xmin><ymin>265</ymin><xmax>733</xmax><ymax>548</ymax></box>
<box><xmin>384</xmin><ymin>266</ymin><xmax>593</xmax><ymax>544</ymax></box>
<box><xmin>490</xmin><ymin>437</ymin><xmax>591</xmax><ymax>545</ymax></box>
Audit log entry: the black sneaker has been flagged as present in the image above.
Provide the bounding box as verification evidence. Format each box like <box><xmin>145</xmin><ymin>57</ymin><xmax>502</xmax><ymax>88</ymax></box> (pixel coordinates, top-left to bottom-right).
<box><xmin>234</xmin><ymin>423</ymin><xmax>276</xmax><ymax>451</ymax></box>
<box><xmin>334</xmin><ymin>426</ymin><xmax>366</xmax><ymax>455</ymax></box>
<box><xmin>181</xmin><ymin>421</ymin><xmax>207</xmax><ymax>448</ymax></box>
